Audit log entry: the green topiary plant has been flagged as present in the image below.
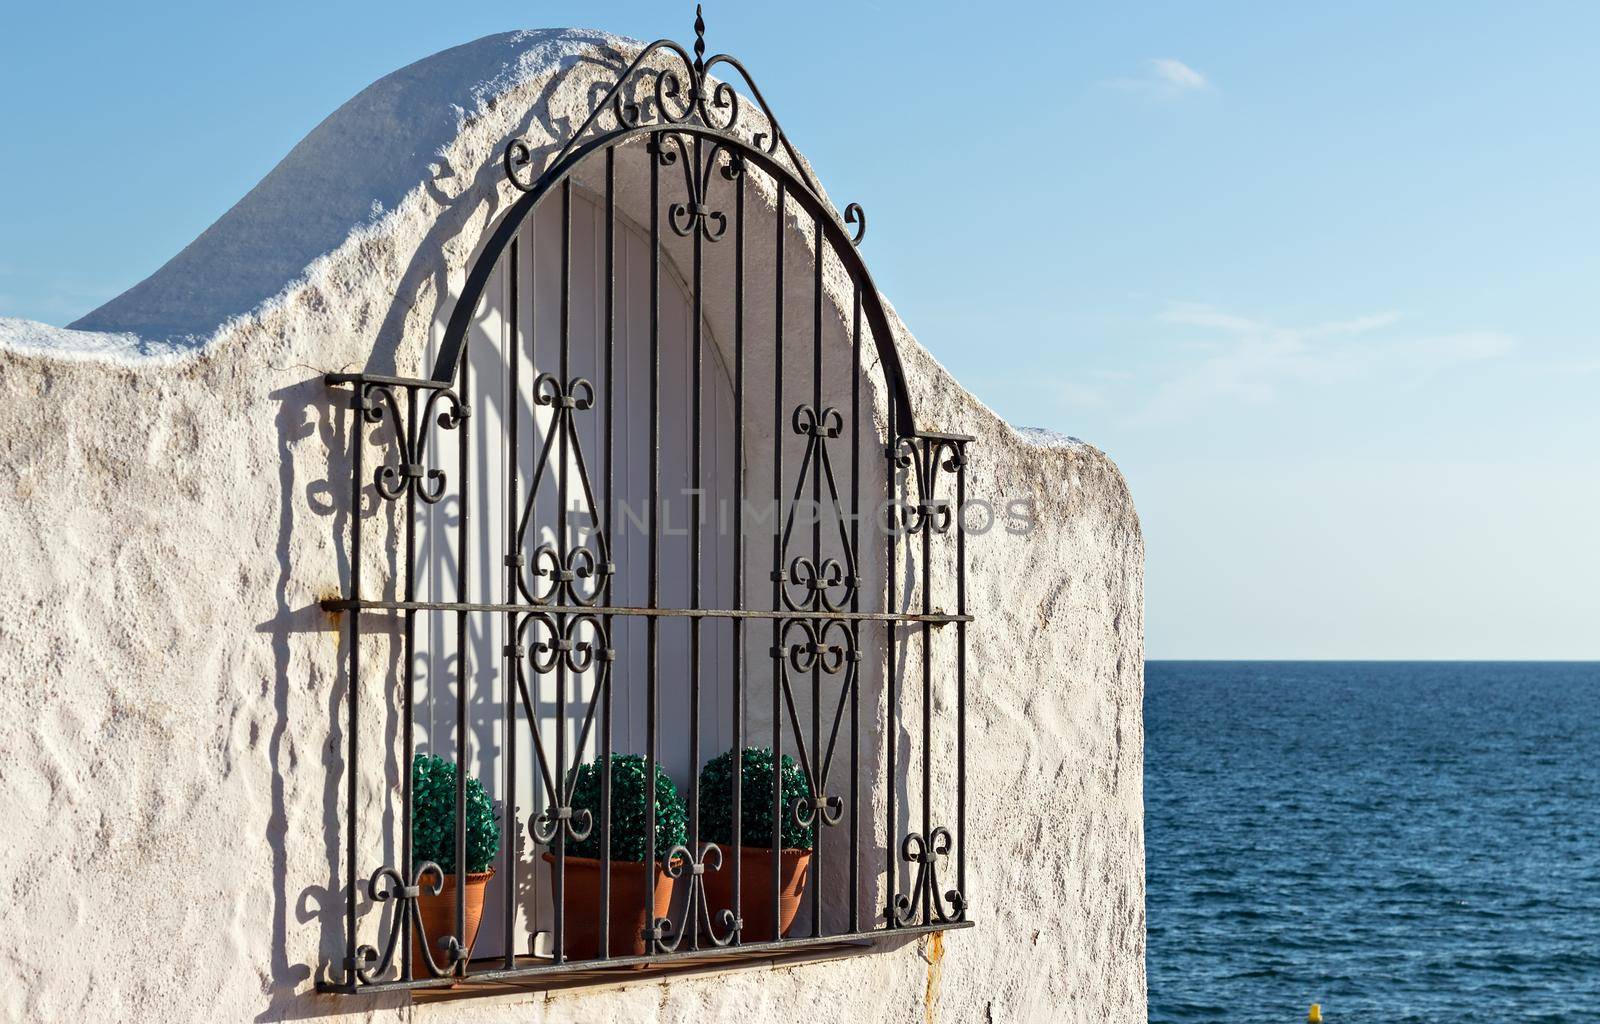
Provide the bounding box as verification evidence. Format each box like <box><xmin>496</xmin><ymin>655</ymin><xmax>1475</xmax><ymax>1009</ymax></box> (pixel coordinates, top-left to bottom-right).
<box><xmin>412</xmin><ymin>753</ymin><xmax>501</xmax><ymax>874</ymax></box>
<box><xmin>563</xmin><ymin>753</ymin><xmax>689</xmax><ymax>862</ymax></box>
<box><xmin>698</xmin><ymin>746</ymin><xmax>814</xmax><ymax>851</ymax></box>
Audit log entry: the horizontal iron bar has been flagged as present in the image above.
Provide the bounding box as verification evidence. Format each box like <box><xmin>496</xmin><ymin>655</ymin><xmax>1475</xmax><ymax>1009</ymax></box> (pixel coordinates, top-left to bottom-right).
<box><xmin>323</xmin><ymin>372</ymin><xmax>453</xmax><ymax>390</ymax></box>
<box><xmin>316</xmin><ymin>920</ymin><xmax>973</xmax><ymax>994</ymax></box>
<box><xmin>908</xmin><ymin>430</ymin><xmax>976</xmax><ymax>443</ymax></box>
<box><xmin>320</xmin><ymin>598</ymin><xmax>971</xmax><ymax>625</ymax></box>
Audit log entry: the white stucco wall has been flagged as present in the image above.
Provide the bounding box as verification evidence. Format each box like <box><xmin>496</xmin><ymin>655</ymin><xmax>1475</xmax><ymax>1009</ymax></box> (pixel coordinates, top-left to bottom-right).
<box><xmin>0</xmin><ymin>29</ymin><xmax>1145</xmax><ymax>1024</ymax></box>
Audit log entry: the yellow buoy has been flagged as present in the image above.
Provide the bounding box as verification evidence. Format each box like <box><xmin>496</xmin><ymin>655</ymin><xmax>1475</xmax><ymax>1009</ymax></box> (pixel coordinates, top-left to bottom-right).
<box><xmin>1308</xmin><ymin>1004</ymin><xmax>1323</xmax><ymax>1023</ymax></box>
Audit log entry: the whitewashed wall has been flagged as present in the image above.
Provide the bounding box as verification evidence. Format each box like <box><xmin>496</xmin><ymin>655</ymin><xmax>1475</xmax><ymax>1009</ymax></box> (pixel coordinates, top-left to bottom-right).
<box><xmin>0</xmin><ymin>29</ymin><xmax>1145</xmax><ymax>1024</ymax></box>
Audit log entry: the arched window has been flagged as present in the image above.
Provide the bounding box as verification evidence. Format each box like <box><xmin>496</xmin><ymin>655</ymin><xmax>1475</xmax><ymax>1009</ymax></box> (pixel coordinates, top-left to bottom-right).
<box><xmin>322</xmin><ymin>15</ymin><xmax>971</xmax><ymax>993</ymax></box>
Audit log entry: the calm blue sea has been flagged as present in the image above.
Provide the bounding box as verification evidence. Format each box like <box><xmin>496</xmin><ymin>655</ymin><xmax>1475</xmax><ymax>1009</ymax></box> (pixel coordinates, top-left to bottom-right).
<box><xmin>1145</xmin><ymin>661</ymin><xmax>1600</xmax><ymax>1024</ymax></box>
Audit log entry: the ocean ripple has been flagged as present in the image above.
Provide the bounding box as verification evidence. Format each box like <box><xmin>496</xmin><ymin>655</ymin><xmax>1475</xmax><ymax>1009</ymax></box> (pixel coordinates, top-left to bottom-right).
<box><xmin>1146</xmin><ymin>661</ymin><xmax>1600</xmax><ymax>1023</ymax></box>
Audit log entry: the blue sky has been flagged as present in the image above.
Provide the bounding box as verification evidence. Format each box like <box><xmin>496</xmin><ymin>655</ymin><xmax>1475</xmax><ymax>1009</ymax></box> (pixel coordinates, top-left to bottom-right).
<box><xmin>2</xmin><ymin>2</ymin><xmax>1595</xmax><ymax>658</ymax></box>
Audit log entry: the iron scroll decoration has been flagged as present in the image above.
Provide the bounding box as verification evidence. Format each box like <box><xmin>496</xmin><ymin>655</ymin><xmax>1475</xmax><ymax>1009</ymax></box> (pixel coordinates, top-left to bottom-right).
<box><xmin>321</xmin><ymin>5</ymin><xmax>973</xmax><ymax>994</ymax></box>
<box><xmin>430</xmin><ymin>7</ymin><xmax>911</xmax><ymax>435</ymax></box>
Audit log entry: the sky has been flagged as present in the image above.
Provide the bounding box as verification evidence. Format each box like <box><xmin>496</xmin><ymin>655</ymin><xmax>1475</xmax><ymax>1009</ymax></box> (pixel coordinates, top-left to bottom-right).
<box><xmin>2</xmin><ymin>1</ymin><xmax>1596</xmax><ymax>659</ymax></box>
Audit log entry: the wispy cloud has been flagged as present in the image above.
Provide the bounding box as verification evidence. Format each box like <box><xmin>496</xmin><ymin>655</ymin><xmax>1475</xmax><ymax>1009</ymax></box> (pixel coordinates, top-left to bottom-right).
<box><xmin>1104</xmin><ymin>58</ymin><xmax>1212</xmax><ymax>100</ymax></box>
<box><xmin>1161</xmin><ymin>308</ymin><xmax>1401</xmax><ymax>337</ymax></box>
<box><xmin>1057</xmin><ymin>379</ymin><xmax>1112</xmax><ymax>410</ymax></box>
<box><xmin>1018</xmin><ymin>369</ymin><xmax>1135</xmax><ymax>412</ymax></box>
<box><xmin>1149</xmin><ymin>58</ymin><xmax>1208</xmax><ymax>92</ymax></box>
<box><xmin>1132</xmin><ymin>305</ymin><xmax>1512</xmax><ymax>423</ymax></box>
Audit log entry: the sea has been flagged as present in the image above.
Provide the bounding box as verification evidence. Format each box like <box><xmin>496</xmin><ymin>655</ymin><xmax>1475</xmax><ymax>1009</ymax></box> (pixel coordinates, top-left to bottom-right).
<box><xmin>1145</xmin><ymin>661</ymin><xmax>1600</xmax><ymax>1023</ymax></box>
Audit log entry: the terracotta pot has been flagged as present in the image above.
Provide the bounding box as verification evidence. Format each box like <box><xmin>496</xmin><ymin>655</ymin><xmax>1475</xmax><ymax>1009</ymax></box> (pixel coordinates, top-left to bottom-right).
<box><xmin>701</xmin><ymin>845</ymin><xmax>812</xmax><ymax>941</ymax></box>
<box><xmin>412</xmin><ymin>869</ymin><xmax>494</xmax><ymax>974</ymax></box>
<box><xmin>543</xmin><ymin>853</ymin><xmax>676</xmax><ymax>960</ymax></box>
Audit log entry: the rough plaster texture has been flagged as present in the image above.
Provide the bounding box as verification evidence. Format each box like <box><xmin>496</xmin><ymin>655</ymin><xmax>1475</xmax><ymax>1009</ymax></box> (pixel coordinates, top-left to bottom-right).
<box><xmin>0</xmin><ymin>29</ymin><xmax>1145</xmax><ymax>1023</ymax></box>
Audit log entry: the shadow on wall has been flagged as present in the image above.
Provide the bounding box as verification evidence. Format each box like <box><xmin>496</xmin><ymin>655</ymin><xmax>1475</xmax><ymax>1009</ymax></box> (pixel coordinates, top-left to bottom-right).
<box><xmin>257</xmin><ymin>375</ymin><xmax>347</xmax><ymax>1022</ymax></box>
<box><xmin>360</xmin><ymin>42</ymin><xmax>634</xmax><ymax>382</ymax></box>
<box><xmin>252</xmin><ymin>40</ymin><xmax>647</xmax><ymax>1019</ymax></box>
<box><xmin>260</xmin><ymin>375</ymin><xmax>423</xmax><ymax>1020</ymax></box>
<box><xmin>263</xmin><ymin>370</ymin><xmax>426</xmax><ymax>1021</ymax></box>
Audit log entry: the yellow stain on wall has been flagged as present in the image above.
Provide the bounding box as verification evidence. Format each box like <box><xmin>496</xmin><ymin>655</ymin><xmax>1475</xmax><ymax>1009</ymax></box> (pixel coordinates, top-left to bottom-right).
<box><xmin>924</xmin><ymin>931</ymin><xmax>946</xmax><ymax>1024</ymax></box>
<box><xmin>320</xmin><ymin>591</ymin><xmax>343</xmax><ymax>632</ymax></box>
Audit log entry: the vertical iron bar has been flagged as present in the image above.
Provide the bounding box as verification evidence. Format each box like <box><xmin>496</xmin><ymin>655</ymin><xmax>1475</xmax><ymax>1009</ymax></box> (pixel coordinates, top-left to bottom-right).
<box><xmin>646</xmin><ymin>130</ymin><xmax>662</xmax><ymax>952</ymax></box>
<box><xmin>403</xmin><ymin>387</ymin><xmax>419</xmax><ymax>972</ymax></box>
<box><xmin>919</xmin><ymin>445</ymin><xmax>932</xmax><ymax>927</ymax></box>
<box><xmin>731</xmin><ymin>162</ymin><xmax>745</xmax><ymax>945</ymax></box>
<box><xmin>502</xmin><ymin>236</ymin><xmax>520</xmax><ymax>969</ymax></box>
<box><xmin>955</xmin><ymin>447</ymin><xmax>967</xmax><ymax>913</ymax></box>
<box><xmin>344</xmin><ymin>386</ymin><xmax>362</xmax><ymax>986</ymax></box>
<box><xmin>885</xmin><ymin>394</ymin><xmax>898</xmax><ymax>928</ymax></box>
<box><xmin>454</xmin><ymin>345</ymin><xmax>472</xmax><ymax>974</ymax></box>
<box><xmin>599</xmin><ymin>144</ymin><xmax>616</xmax><ymax>962</ymax></box>
<box><xmin>809</xmin><ymin>210</ymin><xmax>823</xmax><ymax>938</ymax></box>
<box><xmin>769</xmin><ymin>180</ymin><xmax>785</xmax><ymax>942</ymax></box>
<box><xmin>689</xmin><ymin>134</ymin><xmax>704</xmax><ymax>951</ymax></box>
<box><xmin>553</xmin><ymin>179</ymin><xmax>572</xmax><ymax>964</ymax></box>
<box><xmin>525</xmin><ymin>215</ymin><xmax>541</xmax><ymax>960</ymax></box>
<box><xmin>848</xmin><ymin>281</ymin><xmax>862</xmax><ymax>934</ymax></box>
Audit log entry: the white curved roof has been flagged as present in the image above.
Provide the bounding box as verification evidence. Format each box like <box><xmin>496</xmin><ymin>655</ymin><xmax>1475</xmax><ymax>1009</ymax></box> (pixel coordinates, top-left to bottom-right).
<box><xmin>60</xmin><ymin>28</ymin><xmax>630</xmax><ymax>348</ymax></box>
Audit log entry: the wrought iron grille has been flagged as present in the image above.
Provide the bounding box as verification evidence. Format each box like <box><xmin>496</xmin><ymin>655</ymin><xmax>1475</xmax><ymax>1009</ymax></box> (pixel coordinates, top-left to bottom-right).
<box><xmin>319</xmin><ymin>8</ymin><xmax>973</xmax><ymax>993</ymax></box>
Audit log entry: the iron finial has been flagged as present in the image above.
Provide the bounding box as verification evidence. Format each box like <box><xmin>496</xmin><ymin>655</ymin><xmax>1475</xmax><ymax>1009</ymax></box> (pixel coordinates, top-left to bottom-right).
<box><xmin>693</xmin><ymin>4</ymin><xmax>706</xmax><ymax>75</ymax></box>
